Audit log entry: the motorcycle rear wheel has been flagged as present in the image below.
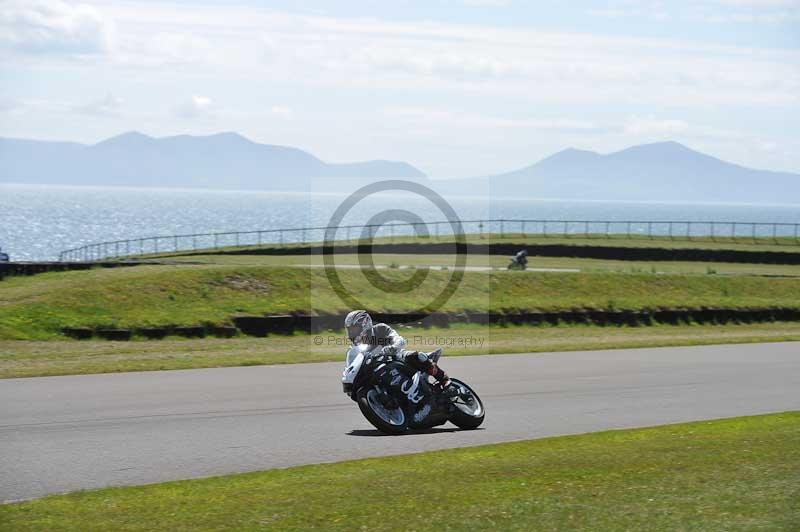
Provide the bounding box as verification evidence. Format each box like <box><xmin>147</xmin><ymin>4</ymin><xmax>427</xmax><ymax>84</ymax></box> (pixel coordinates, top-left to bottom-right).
<box><xmin>357</xmin><ymin>387</ymin><xmax>408</xmax><ymax>435</ymax></box>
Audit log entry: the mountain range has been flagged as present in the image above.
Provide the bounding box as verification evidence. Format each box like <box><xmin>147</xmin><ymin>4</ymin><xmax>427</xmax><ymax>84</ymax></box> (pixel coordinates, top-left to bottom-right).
<box><xmin>0</xmin><ymin>131</ymin><xmax>426</xmax><ymax>191</ymax></box>
<box><xmin>467</xmin><ymin>141</ymin><xmax>800</xmax><ymax>203</ymax></box>
<box><xmin>1</xmin><ymin>132</ymin><xmax>798</xmax><ymax>203</ymax></box>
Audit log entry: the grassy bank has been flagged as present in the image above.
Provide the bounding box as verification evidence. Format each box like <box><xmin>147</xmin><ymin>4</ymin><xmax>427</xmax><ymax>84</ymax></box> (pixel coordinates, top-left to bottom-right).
<box><xmin>2</xmin><ymin>322</ymin><xmax>800</xmax><ymax>378</ymax></box>
<box><xmin>3</xmin><ymin>264</ymin><xmax>800</xmax><ymax>340</ymax></box>
<box><xmin>162</xmin><ymin>252</ymin><xmax>800</xmax><ymax>276</ymax></box>
<box><xmin>2</xmin><ymin>412</ymin><xmax>797</xmax><ymax>531</ymax></box>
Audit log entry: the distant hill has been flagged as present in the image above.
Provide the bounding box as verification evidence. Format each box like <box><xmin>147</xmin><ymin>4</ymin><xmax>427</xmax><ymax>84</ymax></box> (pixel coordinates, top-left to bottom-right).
<box><xmin>3</xmin><ymin>134</ymin><xmax>797</xmax><ymax>203</ymax></box>
<box><xmin>0</xmin><ymin>131</ymin><xmax>426</xmax><ymax>190</ymax></box>
<box><xmin>466</xmin><ymin>141</ymin><xmax>800</xmax><ymax>203</ymax></box>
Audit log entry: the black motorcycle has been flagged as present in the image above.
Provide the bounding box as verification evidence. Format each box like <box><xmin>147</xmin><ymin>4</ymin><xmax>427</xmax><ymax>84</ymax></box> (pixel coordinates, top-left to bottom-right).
<box><xmin>507</xmin><ymin>250</ymin><xmax>528</xmax><ymax>270</ymax></box>
<box><xmin>342</xmin><ymin>345</ymin><xmax>485</xmax><ymax>434</ymax></box>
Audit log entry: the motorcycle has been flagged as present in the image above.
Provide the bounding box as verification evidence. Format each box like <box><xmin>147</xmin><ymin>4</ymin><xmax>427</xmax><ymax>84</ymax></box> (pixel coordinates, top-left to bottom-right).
<box><xmin>507</xmin><ymin>258</ymin><xmax>527</xmax><ymax>270</ymax></box>
<box><xmin>342</xmin><ymin>344</ymin><xmax>485</xmax><ymax>434</ymax></box>
<box><xmin>508</xmin><ymin>250</ymin><xmax>528</xmax><ymax>270</ymax></box>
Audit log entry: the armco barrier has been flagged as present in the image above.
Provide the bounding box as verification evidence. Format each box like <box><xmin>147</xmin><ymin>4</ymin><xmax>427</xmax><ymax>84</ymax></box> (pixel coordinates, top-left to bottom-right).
<box><xmin>61</xmin><ymin>306</ymin><xmax>800</xmax><ymax>340</ymax></box>
<box><xmin>0</xmin><ymin>261</ymin><xmax>148</xmax><ymax>280</ymax></box>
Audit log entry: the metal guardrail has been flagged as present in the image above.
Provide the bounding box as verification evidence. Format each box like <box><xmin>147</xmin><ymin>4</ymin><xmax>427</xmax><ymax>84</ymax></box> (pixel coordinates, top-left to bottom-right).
<box><xmin>57</xmin><ymin>219</ymin><xmax>800</xmax><ymax>262</ymax></box>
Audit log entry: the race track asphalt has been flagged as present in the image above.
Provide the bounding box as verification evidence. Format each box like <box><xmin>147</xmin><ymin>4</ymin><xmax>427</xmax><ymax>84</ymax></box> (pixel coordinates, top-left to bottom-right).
<box><xmin>1</xmin><ymin>342</ymin><xmax>798</xmax><ymax>502</ymax></box>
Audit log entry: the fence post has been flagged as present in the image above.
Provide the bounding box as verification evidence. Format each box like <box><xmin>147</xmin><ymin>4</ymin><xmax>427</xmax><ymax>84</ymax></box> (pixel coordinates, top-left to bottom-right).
<box><xmin>795</xmin><ymin>223</ymin><xmax>799</xmax><ymax>245</ymax></box>
<box><xmin>500</xmin><ymin>219</ymin><xmax>504</xmax><ymax>238</ymax></box>
<box><xmin>174</xmin><ymin>236</ymin><xmax>178</xmax><ymax>251</ymax></box>
<box><xmin>522</xmin><ymin>220</ymin><xmax>526</xmax><ymax>237</ymax></box>
<box><xmin>563</xmin><ymin>221</ymin><xmax>568</xmax><ymax>238</ymax></box>
<box><xmin>773</xmin><ymin>223</ymin><xmax>778</xmax><ymax>244</ymax></box>
<box><xmin>710</xmin><ymin>222</ymin><xmax>715</xmax><ymax>242</ymax></box>
<box><xmin>647</xmin><ymin>221</ymin><xmax>652</xmax><ymax>240</ymax></box>
<box><xmin>605</xmin><ymin>221</ymin><xmax>610</xmax><ymax>239</ymax></box>
<box><xmin>687</xmin><ymin>221</ymin><xmax>692</xmax><ymax>241</ymax></box>
<box><xmin>752</xmin><ymin>223</ymin><xmax>756</xmax><ymax>243</ymax></box>
<box><xmin>626</xmin><ymin>221</ymin><xmax>631</xmax><ymax>239</ymax></box>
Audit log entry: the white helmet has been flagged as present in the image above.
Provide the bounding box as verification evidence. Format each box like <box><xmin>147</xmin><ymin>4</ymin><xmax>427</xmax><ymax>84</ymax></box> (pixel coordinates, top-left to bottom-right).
<box><xmin>344</xmin><ymin>310</ymin><xmax>372</xmax><ymax>344</ymax></box>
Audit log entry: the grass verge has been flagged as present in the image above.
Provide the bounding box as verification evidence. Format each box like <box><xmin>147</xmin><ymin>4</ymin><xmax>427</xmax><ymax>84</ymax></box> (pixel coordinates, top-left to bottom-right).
<box><xmin>3</xmin><ymin>264</ymin><xmax>800</xmax><ymax>340</ymax></box>
<box><xmin>2</xmin><ymin>412</ymin><xmax>798</xmax><ymax>531</ymax></box>
<box><xmin>2</xmin><ymin>322</ymin><xmax>800</xmax><ymax>378</ymax></box>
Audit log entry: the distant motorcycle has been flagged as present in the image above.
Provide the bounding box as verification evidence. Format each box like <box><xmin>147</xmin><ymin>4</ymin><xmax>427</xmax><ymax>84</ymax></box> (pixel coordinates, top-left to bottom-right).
<box><xmin>507</xmin><ymin>249</ymin><xmax>528</xmax><ymax>270</ymax></box>
<box><xmin>507</xmin><ymin>258</ymin><xmax>526</xmax><ymax>270</ymax></box>
<box><xmin>342</xmin><ymin>344</ymin><xmax>485</xmax><ymax>434</ymax></box>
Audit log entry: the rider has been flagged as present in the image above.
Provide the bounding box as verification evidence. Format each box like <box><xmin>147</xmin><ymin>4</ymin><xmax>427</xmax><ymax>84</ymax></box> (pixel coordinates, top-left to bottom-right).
<box><xmin>344</xmin><ymin>310</ymin><xmax>454</xmax><ymax>392</ymax></box>
<box><xmin>514</xmin><ymin>249</ymin><xmax>528</xmax><ymax>268</ymax></box>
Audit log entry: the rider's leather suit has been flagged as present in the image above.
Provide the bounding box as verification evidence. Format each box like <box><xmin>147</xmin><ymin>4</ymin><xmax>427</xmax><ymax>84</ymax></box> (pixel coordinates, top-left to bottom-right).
<box><xmin>362</xmin><ymin>323</ymin><xmax>449</xmax><ymax>383</ymax></box>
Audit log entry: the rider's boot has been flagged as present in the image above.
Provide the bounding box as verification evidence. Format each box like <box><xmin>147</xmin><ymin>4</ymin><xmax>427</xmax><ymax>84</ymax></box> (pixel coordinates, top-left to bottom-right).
<box><xmin>427</xmin><ymin>363</ymin><xmax>458</xmax><ymax>396</ymax></box>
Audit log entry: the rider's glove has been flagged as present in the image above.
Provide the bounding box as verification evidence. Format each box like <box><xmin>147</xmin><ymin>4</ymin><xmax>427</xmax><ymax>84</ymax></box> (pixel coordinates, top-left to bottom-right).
<box><xmin>379</xmin><ymin>345</ymin><xmax>397</xmax><ymax>358</ymax></box>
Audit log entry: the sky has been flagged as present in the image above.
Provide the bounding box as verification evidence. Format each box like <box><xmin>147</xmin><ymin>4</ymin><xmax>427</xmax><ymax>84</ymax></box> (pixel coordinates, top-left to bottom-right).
<box><xmin>0</xmin><ymin>0</ymin><xmax>798</xmax><ymax>178</ymax></box>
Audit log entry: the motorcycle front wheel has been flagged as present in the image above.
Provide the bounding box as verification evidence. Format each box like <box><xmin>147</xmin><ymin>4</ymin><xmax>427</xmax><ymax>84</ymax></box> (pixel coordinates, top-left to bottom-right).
<box><xmin>357</xmin><ymin>387</ymin><xmax>408</xmax><ymax>434</ymax></box>
<box><xmin>448</xmin><ymin>378</ymin><xmax>485</xmax><ymax>430</ymax></box>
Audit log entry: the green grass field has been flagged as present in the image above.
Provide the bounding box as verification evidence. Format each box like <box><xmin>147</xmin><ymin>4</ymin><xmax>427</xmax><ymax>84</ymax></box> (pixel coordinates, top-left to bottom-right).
<box><xmin>3</xmin><ymin>263</ymin><xmax>800</xmax><ymax>340</ymax></box>
<box><xmin>2</xmin><ymin>322</ymin><xmax>800</xmax><ymax>379</ymax></box>
<box><xmin>2</xmin><ymin>412</ymin><xmax>797</xmax><ymax>531</ymax></box>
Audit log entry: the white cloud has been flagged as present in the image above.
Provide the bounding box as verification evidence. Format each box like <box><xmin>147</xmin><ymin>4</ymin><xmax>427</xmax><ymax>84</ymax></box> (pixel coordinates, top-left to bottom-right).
<box><xmin>715</xmin><ymin>0</ymin><xmax>799</xmax><ymax>6</ymax></box>
<box><xmin>76</xmin><ymin>93</ymin><xmax>123</xmax><ymax>116</ymax></box>
<box><xmin>175</xmin><ymin>95</ymin><xmax>214</xmax><ymax>119</ymax></box>
<box><xmin>384</xmin><ymin>107</ymin><xmax>600</xmax><ymax>131</ymax></box>
<box><xmin>587</xmin><ymin>1</ymin><xmax>671</xmax><ymax>21</ymax></box>
<box><xmin>1</xmin><ymin>1</ymin><xmax>797</xmax><ymax>175</ymax></box>
<box><xmin>756</xmin><ymin>139</ymin><xmax>778</xmax><ymax>152</ymax></box>
<box><xmin>270</xmin><ymin>106</ymin><xmax>293</xmax><ymax>118</ymax></box>
<box><xmin>0</xmin><ymin>0</ymin><xmax>113</xmax><ymax>55</ymax></box>
<box><xmin>462</xmin><ymin>0</ymin><xmax>512</xmax><ymax>7</ymax></box>
<box><xmin>75</xmin><ymin>2</ymin><xmax>799</xmax><ymax>108</ymax></box>
<box><xmin>590</xmin><ymin>0</ymin><xmax>799</xmax><ymax>23</ymax></box>
<box><xmin>621</xmin><ymin>115</ymin><xmax>752</xmax><ymax>143</ymax></box>
<box><xmin>0</xmin><ymin>98</ymin><xmax>21</xmax><ymax>113</ymax></box>
<box><xmin>623</xmin><ymin>116</ymin><xmax>690</xmax><ymax>135</ymax></box>
<box><xmin>136</xmin><ymin>32</ymin><xmax>216</xmax><ymax>67</ymax></box>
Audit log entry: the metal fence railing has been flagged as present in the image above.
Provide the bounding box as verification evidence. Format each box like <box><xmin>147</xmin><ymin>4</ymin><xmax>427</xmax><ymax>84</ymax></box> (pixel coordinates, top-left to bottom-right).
<box><xmin>57</xmin><ymin>219</ymin><xmax>800</xmax><ymax>262</ymax></box>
